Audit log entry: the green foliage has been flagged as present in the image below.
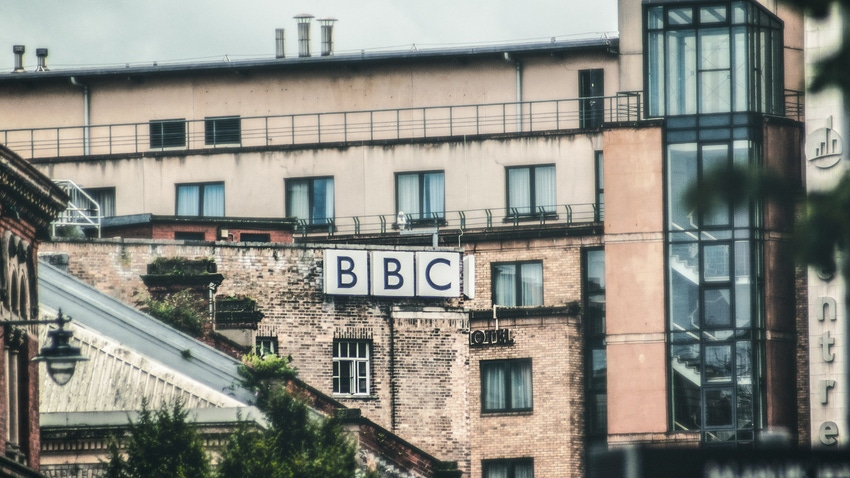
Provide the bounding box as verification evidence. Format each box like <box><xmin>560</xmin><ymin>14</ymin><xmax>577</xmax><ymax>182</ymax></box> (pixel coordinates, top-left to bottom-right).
<box><xmin>141</xmin><ymin>290</ymin><xmax>205</xmax><ymax>336</ymax></box>
<box><xmin>105</xmin><ymin>399</ymin><xmax>211</xmax><ymax>478</ymax></box>
<box><xmin>149</xmin><ymin>256</ymin><xmax>216</xmax><ymax>275</ymax></box>
<box><xmin>216</xmin><ymin>354</ymin><xmax>357</xmax><ymax>478</ymax></box>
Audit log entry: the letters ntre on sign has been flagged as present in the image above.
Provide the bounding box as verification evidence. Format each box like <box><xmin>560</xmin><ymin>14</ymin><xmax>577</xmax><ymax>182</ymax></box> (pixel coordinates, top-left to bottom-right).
<box><xmin>323</xmin><ymin>250</ymin><xmax>467</xmax><ymax>298</ymax></box>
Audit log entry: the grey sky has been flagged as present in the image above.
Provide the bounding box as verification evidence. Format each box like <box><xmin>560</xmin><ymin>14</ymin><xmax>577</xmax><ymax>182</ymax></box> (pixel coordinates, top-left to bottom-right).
<box><xmin>0</xmin><ymin>0</ymin><xmax>618</xmax><ymax>71</ymax></box>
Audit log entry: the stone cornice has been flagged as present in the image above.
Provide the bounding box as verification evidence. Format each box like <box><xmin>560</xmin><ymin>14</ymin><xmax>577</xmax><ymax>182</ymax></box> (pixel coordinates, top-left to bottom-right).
<box><xmin>0</xmin><ymin>144</ymin><xmax>68</xmax><ymax>235</ymax></box>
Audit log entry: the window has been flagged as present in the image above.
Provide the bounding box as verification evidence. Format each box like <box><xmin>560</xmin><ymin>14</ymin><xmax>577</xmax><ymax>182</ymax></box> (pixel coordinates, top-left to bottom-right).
<box><xmin>506</xmin><ymin>165</ymin><xmax>555</xmax><ymax>217</ymax></box>
<box><xmin>333</xmin><ymin>340</ymin><xmax>370</xmax><ymax>395</ymax></box>
<box><xmin>174</xmin><ymin>231</ymin><xmax>205</xmax><ymax>241</ymax></box>
<box><xmin>396</xmin><ymin>171</ymin><xmax>445</xmax><ymax>222</ymax></box>
<box><xmin>176</xmin><ymin>182</ymin><xmax>225</xmax><ymax>217</ymax></box>
<box><xmin>483</xmin><ymin>459</ymin><xmax>534</xmax><ymax>478</ymax></box>
<box><xmin>492</xmin><ymin>261</ymin><xmax>543</xmax><ymax>307</ymax></box>
<box><xmin>150</xmin><ymin>119</ymin><xmax>186</xmax><ymax>149</ymax></box>
<box><xmin>286</xmin><ymin>177</ymin><xmax>334</xmax><ymax>226</ymax></box>
<box><xmin>584</xmin><ymin>249</ymin><xmax>607</xmax><ymax>441</ymax></box>
<box><xmin>256</xmin><ymin>336</ymin><xmax>278</xmax><ymax>357</ymax></box>
<box><xmin>205</xmin><ymin>116</ymin><xmax>241</xmax><ymax>146</ymax></box>
<box><xmin>579</xmin><ymin>69</ymin><xmax>604</xmax><ymax>129</ymax></box>
<box><xmin>240</xmin><ymin>233</ymin><xmax>271</xmax><ymax>243</ymax></box>
<box><xmin>594</xmin><ymin>152</ymin><xmax>604</xmax><ymax>222</ymax></box>
<box><xmin>82</xmin><ymin>187</ymin><xmax>116</xmax><ymax>217</ymax></box>
<box><xmin>481</xmin><ymin>359</ymin><xmax>532</xmax><ymax>413</ymax></box>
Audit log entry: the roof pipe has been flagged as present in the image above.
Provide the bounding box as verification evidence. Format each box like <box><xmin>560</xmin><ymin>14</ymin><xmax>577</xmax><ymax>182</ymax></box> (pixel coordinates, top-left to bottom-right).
<box><xmin>504</xmin><ymin>52</ymin><xmax>522</xmax><ymax>131</ymax></box>
<box><xmin>70</xmin><ymin>77</ymin><xmax>90</xmax><ymax>155</ymax></box>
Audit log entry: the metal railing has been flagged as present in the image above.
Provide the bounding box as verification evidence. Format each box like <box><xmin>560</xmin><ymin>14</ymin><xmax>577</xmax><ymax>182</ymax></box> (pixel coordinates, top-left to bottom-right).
<box><xmin>784</xmin><ymin>89</ymin><xmax>805</xmax><ymax>122</ymax></box>
<box><xmin>1</xmin><ymin>93</ymin><xmax>643</xmax><ymax>160</ymax></box>
<box><xmin>294</xmin><ymin>203</ymin><xmax>603</xmax><ymax>238</ymax></box>
<box><xmin>51</xmin><ymin>180</ymin><xmax>101</xmax><ymax>237</ymax></box>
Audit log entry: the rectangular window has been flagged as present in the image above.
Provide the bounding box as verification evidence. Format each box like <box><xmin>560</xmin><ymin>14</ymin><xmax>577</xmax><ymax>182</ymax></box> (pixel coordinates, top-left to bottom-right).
<box><xmin>174</xmin><ymin>231</ymin><xmax>205</xmax><ymax>241</ymax></box>
<box><xmin>204</xmin><ymin>116</ymin><xmax>241</xmax><ymax>146</ymax></box>
<box><xmin>176</xmin><ymin>182</ymin><xmax>225</xmax><ymax>217</ymax></box>
<box><xmin>83</xmin><ymin>187</ymin><xmax>116</xmax><ymax>217</ymax></box>
<box><xmin>333</xmin><ymin>341</ymin><xmax>370</xmax><ymax>395</ymax></box>
<box><xmin>506</xmin><ymin>165</ymin><xmax>555</xmax><ymax>217</ymax></box>
<box><xmin>256</xmin><ymin>336</ymin><xmax>278</xmax><ymax>357</ymax></box>
<box><xmin>396</xmin><ymin>171</ymin><xmax>445</xmax><ymax>222</ymax></box>
<box><xmin>149</xmin><ymin>119</ymin><xmax>186</xmax><ymax>149</ymax></box>
<box><xmin>492</xmin><ymin>261</ymin><xmax>543</xmax><ymax>307</ymax></box>
<box><xmin>286</xmin><ymin>177</ymin><xmax>335</xmax><ymax>225</ymax></box>
<box><xmin>482</xmin><ymin>459</ymin><xmax>534</xmax><ymax>478</ymax></box>
<box><xmin>584</xmin><ymin>249</ymin><xmax>607</xmax><ymax>440</ymax></box>
<box><xmin>240</xmin><ymin>233</ymin><xmax>271</xmax><ymax>243</ymax></box>
<box><xmin>579</xmin><ymin>69</ymin><xmax>604</xmax><ymax>129</ymax></box>
<box><xmin>481</xmin><ymin>359</ymin><xmax>532</xmax><ymax>413</ymax></box>
<box><xmin>595</xmin><ymin>152</ymin><xmax>604</xmax><ymax>222</ymax></box>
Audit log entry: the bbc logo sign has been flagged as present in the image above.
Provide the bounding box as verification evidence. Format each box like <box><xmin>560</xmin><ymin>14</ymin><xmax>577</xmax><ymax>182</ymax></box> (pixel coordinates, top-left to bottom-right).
<box><xmin>323</xmin><ymin>249</ymin><xmax>473</xmax><ymax>298</ymax></box>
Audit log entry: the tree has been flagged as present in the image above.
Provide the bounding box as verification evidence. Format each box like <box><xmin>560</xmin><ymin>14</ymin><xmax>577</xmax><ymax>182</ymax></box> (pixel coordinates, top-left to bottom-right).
<box><xmin>105</xmin><ymin>399</ymin><xmax>211</xmax><ymax>478</ymax></box>
<box><xmin>215</xmin><ymin>353</ymin><xmax>360</xmax><ymax>478</ymax></box>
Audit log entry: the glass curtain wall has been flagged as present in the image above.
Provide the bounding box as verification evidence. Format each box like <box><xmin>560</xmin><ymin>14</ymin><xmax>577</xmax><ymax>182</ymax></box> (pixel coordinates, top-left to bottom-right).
<box><xmin>646</xmin><ymin>0</ymin><xmax>782</xmax><ymax>446</ymax></box>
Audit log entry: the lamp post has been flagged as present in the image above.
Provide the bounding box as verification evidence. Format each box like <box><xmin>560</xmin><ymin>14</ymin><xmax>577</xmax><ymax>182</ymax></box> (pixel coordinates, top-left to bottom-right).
<box><xmin>5</xmin><ymin>309</ymin><xmax>88</xmax><ymax>386</ymax></box>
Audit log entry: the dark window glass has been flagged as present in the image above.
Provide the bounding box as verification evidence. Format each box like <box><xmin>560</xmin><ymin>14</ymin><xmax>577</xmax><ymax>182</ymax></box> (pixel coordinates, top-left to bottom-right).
<box><xmin>482</xmin><ymin>459</ymin><xmax>534</xmax><ymax>478</ymax></box>
<box><xmin>150</xmin><ymin>119</ymin><xmax>186</xmax><ymax>149</ymax></box>
<box><xmin>256</xmin><ymin>336</ymin><xmax>278</xmax><ymax>356</ymax></box>
<box><xmin>286</xmin><ymin>177</ymin><xmax>335</xmax><ymax>225</ymax></box>
<box><xmin>82</xmin><ymin>187</ymin><xmax>116</xmax><ymax>217</ymax></box>
<box><xmin>481</xmin><ymin>359</ymin><xmax>532</xmax><ymax>413</ymax></box>
<box><xmin>176</xmin><ymin>182</ymin><xmax>224</xmax><ymax>217</ymax></box>
<box><xmin>240</xmin><ymin>233</ymin><xmax>271</xmax><ymax>243</ymax></box>
<box><xmin>204</xmin><ymin>116</ymin><xmax>241</xmax><ymax>145</ymax></box>
<box><xmin>174</xmin><ymin>231</ymin><xmax>205</xmax><ymax>241</ymax></box>
<box><xmin>492</xmin><ymin>261</ymin><xmax>543</xmax><ymax>307</ymax></box>
<box><xmin>506</xmin><ymin>165</ymin><xmax>556</xmax><ymax>216</ymax></box>
<box><xmin>396</xmin><ymin>171</ymin><xmax>445</xmax><ymax>222</ymax></box>
<box><xmin>333</xmin><ymin>340</ymin><xmax>370</xmax><ymax>395</ymax></box>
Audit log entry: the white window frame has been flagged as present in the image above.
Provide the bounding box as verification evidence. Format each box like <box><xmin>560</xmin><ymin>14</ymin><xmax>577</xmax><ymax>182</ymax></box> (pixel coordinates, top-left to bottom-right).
<box><xmin>333</xmin><ymin>340</ymin><xmax>371</xmax><ymax>396</ymax></box>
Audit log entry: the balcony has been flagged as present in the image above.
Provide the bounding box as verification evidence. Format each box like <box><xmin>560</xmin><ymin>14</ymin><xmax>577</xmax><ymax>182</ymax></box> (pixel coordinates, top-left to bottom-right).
<box><xmin>1</xmin><ymin>94</ymin><xmax>643</xmax><ymax>160</ymax></box>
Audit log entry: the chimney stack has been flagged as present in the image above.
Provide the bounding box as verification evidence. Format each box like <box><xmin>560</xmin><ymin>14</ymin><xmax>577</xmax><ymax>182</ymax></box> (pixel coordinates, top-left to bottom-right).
<box><xmin>36</xmin><ymin>48</ymin><xmax>49</xmax><ymax>71</ymax></box>
<box><xmin>12</xmin><ymin>45</ymin><xmax>25</xmax><ymax>73</ymax></box>
<box><xmin>318</xmin><ymin>18</ymin><xmax>337</xmax><ymax>56</ymax></box>
<box><xmin>275</xmin><ymin>28</ymin><xmax>286</xmax><ymax>59</ymax></box>
<box><xmin>294</xmin><ymin>14</ymin><xmax>314</xmax><ymax>57</ymax></box>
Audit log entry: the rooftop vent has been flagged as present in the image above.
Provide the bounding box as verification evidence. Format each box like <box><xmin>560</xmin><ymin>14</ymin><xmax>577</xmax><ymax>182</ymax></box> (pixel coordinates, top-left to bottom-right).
<box><xmin>12</xmin><ymin>45</ymin><xmax>24</xmax><ymax>73</ymax></box>
<box><xmin>36</xmin><ymin>48</ymin><xmax>49</xmax><ymax>71</ymax></box>
<box><xmin>294</xmin><ymin>14</ymin><xmax>314</xmax><ymax>57</ymax></box>
<box><xmin>318</xmin><ymin>17</ymin><xmax>337</xmax><ymax>56</ymax></box>
<box><xmin>275</xmin><ymin>28</ymin><xmax>285</xmax><ymax>59</ymax></box>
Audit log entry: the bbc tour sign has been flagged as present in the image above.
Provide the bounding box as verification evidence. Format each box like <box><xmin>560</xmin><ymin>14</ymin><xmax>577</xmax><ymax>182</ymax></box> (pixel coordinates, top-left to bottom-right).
<box><xmin>323</xmin><ymin>249</ymin><xmax>473</xmax><ymax>298</ymax></box>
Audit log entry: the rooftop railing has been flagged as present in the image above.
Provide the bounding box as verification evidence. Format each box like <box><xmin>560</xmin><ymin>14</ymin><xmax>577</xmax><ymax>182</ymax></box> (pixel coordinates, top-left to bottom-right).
<box><xmin>1</xmin><ymin>93</ymin><xmax>643</xmax><ymax>160</ymax></box>
<box><xmin>293</xmin><ymin>203</ymin><xmax>603</xmax><ymax>239</ymax></box>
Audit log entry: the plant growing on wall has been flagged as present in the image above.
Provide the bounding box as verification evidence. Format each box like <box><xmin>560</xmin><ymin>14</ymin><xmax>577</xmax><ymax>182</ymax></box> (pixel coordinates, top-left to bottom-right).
<box><xmin>140</xmin><ymin>290</ymin><xmax>206</xmax><ymax>337</ymax></box>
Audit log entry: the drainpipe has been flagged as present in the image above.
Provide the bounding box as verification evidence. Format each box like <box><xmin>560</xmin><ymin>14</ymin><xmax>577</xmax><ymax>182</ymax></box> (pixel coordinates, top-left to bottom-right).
<box><xmin>70</xmin><ymin>77</ymin><xmax>90</xmax><ymax>155</ymax></box>
<box><xmin>504</xmin><ymin>52</ymin><xmax>522</xmax><ymax>131</ymax></box>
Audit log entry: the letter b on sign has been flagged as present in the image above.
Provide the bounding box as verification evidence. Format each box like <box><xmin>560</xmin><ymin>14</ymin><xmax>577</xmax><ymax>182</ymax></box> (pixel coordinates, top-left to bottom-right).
<box><xmin>324</xmin><ymin>250</ymin><xmax>369</xmax><ymax>295</ymax></box>
<box><xmin>371</xmin><ymin>251</ymin><xmax>415</xmax><ymax>297</ymax></box>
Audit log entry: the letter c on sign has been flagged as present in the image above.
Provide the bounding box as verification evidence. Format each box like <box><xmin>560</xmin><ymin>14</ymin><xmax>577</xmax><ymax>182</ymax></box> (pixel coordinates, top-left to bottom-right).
<box><xmin>425</xmin><ymin>258</ymin><xmax>452</xmax><ymax>291</ymax></box>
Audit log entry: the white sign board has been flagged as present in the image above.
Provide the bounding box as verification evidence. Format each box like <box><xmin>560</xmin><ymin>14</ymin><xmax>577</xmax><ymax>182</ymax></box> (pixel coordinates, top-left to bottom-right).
<box><xmin>323</xmin><ymin>249</ymin><xmax>464</xmax><ymax>298</ymax></box>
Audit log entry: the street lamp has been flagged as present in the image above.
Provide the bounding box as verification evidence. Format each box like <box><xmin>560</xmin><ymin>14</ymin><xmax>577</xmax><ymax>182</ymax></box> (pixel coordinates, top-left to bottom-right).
<box><xmin>5</xmin><ymin>309</ymin><xmax>88</xmax><ymax>386</ymax></box>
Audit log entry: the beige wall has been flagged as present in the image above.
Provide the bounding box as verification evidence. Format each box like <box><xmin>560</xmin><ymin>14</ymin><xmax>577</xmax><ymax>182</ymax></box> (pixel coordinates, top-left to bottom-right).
<box><xmin>37</xmin><ymin>133</ymin><xmax>602</xmax><ymax>220</ymax></box>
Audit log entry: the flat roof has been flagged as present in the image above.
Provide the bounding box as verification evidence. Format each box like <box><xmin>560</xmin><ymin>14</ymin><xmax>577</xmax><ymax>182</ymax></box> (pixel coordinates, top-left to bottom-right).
<box><xmin>0</xmin><ymin>36</ymin><xmax>618</xmax><ymax>83</ymax></box>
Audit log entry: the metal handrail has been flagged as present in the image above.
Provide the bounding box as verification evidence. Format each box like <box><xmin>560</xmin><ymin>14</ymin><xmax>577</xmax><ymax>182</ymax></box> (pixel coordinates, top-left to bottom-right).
<box><xmin>294</xmin><ymin>202</ymin><xmax>601</xmax><ymax>238</ymax></box>
<box><xmin>1</xmin><ymin>94</ymin><xmax>645</xmax><ymax>160</ymax></box>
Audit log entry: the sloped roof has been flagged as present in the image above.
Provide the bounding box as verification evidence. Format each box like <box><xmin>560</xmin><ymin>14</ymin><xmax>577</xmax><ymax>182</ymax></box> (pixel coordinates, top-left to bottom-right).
<box><xmin>37</xmin><ymin>260</ymin><xmax>256</xmax><ymax>410</ymax></box>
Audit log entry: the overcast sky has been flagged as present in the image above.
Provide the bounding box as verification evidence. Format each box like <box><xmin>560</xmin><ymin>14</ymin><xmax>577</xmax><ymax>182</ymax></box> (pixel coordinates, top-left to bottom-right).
<box><xmin>0</xmin><ymin>0</ymin><xmax>618</xmax><ymax>71</ymax></box>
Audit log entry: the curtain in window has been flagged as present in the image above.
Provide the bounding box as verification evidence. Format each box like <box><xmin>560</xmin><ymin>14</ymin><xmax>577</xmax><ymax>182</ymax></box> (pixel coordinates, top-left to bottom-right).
<box><xmin>484</xmin><ymin>463</ymin><xmax>509</xmax><ymax>478</ymax></box>
<box><xmin>423</xmin><ymin>173</ymin><xmax>445</xmax><ymax>219</ymax></box>
<box><xmin>510</xmin><ymin>361</ymin><xmax>532</xmax><ymax>409</ymax></box>
<box><xmin>493</xmin><ymin>264</ymin><xmax>517</xmax><ymax>306</ymax></box>
<box><xmin>203</xmin><ymin>183</ymin><xmax>225</xmax><ymax>217</ymax></box>
<box><xmin>176</xmin><ymin>185</ymin><xmax>200</xmax><ymax>216</ymax></box>
<box><xmin>95</xmin><ymin>191</ymin><xmax>116</xmax><ymax>217</ymax></box>
<box><xmin>508</xmin><ymin>168</ymin><xmax>531</xmax><ymax>214</ymax></box>
<box><xmin>534</xmin><ymin>166</ymin><xmax>556</xmax><ymax>213</ymax></box>
<box><xmin>287</xmin><ymin>181</ymin><xmax>310</xmax><ymax>221</ymax></box>
<box><xmin>313</xmin><ymin>178</ymin><xmax>334</xmax><ymax>223</ymax></box>
<box><xmin>483</xmin><ymin>364</ymin><xmax>506</xmax><ymax>410</ymax></box>
<box><xmin>520</xmin><ymin>262</ymin><xmax>544</xmax><ymax>306</ymax></box>
<box><xmin>515</xmin><ymin>462</ymin><xmax>534</xmax><ymax>478</ymax></box>
<box><xmin>397</xmin><ymin>174</ymin><xmax>420</xmax><ymax>219</ymax></box>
